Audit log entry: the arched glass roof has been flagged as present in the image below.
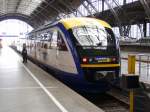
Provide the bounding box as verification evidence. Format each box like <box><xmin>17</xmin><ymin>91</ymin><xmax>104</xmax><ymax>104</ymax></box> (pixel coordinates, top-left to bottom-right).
<box><xmin>0</xmin><ymin>0</ymin><xmax>150</xmax><ymax>38</ymax></box>
<box><xmin>0</xmin><ymin>0</ymin><xmax>43</xmax><ymax>15</ymax></box>
<box><xmin>0</xmin><ymin>0</ymin><xmax>83</xmax><ymax>28</ymax></box>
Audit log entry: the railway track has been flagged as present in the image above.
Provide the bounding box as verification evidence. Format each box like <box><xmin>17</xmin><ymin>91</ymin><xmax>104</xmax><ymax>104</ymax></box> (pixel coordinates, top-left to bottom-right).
<box><xmin>107</xmin><ymin>88</ymin><xmax>129</xmax><ymax>105</ymax></box>
<box><xmin>97</xmin><ymin>95</ymin><xmax>129</xmax><ymax>112</ymax></box>
<box><xmin>103</xmin><ymin>88</ymin><xmax>129</xmax><ymax>112</ymax></box>
<box><xmin>96</xmin><ymin>92</ymin><xmax>129</xmax><ymax>112</ymax></box>
<box><xmin>82</xmin><ymin>88</ymin><xmax>129</xmax><ymax>112</ymax></box>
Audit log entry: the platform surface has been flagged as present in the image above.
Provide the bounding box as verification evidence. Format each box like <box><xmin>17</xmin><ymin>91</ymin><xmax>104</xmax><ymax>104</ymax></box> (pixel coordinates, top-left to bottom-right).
<box><xmin>0</xmin><ymin>46</ymin><xmax>104</xmax><ymax>112</ymax></box>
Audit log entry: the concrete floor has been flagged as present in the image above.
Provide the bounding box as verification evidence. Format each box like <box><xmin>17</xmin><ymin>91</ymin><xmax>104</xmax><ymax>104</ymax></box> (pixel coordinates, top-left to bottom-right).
<box><xmin>0</xmin><ymin>47</ymin><xmax>104</xmax><ymax>112</ymax></box>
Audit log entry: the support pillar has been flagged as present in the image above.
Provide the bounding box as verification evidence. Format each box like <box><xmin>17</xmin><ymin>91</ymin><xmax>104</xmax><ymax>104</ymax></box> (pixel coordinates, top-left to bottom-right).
<box><xmin>123</xmin><ymin>0</ymin><xmax>126</xmax><ymax>5</ymax></box>
<box><xmin>102</xmin><ymin>0</ymin><xmax>104</xmax><ymax>11</ymax></box>
<box><xmin>128</xmin><ymin>55</ymin><xmax>136</xmax><ymax>112</ymax></box>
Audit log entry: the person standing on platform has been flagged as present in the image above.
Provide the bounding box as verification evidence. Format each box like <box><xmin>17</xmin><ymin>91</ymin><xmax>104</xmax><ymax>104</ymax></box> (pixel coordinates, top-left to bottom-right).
<box><xmin>22</xmin><ymin>43</ymin><xmax>27</xmax><ymax>63</ymax></box>
<box><xmin>0</xmin><ymin>39</ymin><xmax>2</xmax><ymax>48</ymax></box>
<box><xmin>43</xmin><ymin>43</ymin><xmax>48</xmax><ymax>60</ymax></box>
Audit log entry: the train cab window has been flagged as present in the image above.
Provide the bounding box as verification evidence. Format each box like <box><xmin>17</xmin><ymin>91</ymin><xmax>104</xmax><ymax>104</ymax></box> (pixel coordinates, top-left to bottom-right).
<box><xmin>71</xmin><ymin>25</ymin><xmax>116</xmax><ymax>49</ymax></box>
<box><xmin>105</xmin><ymin>28</ymin><xmax>116</xmax><ymax>46</ymax></box>
<box><xmin>57</xmin><ymin>32</ymin><xmax>68</xmax><ymax>51</ymax></box>
<box><xmin>72</xmin><ymin>26</ymin><xmax>107</xmax><ymax>47</ymax></box>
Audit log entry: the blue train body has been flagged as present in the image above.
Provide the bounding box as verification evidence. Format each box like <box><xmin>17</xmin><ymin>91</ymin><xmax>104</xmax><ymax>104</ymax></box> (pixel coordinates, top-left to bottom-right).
<box><xmin>15</xmin><ymin>17</ymin><xmax>120</xmax><ymax>93</ymax></box>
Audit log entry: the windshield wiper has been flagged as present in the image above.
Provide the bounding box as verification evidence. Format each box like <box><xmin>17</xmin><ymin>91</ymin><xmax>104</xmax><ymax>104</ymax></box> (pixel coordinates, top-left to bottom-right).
<box><xmin>97</xmin><ymin>42</ymin><xmax>102</xmax><ymax>46</ymax></box>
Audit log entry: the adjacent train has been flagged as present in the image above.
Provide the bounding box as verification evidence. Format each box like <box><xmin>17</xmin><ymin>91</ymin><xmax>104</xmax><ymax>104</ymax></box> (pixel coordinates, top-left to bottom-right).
<box><xmin>14</xmin><ymin>17</ymin><xmax>120</xmax><ymax>93</ymax></box>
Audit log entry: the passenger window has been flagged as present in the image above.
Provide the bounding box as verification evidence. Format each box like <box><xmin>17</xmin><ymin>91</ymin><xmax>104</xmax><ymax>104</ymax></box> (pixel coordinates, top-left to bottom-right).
<box><xmin>48</xmin><ymin>31</ymin><xmax>53</xmax><ymax>49</ymax></box>
<box><xmin>51</xmin><ymin>30</ymin><xmax>58</xmax><ymax>49</ymax></box>
<box><xmin>57</xmin><ymin>32</ymin><xmax>68</xmax><ymax>51</ymax></box>
<box><xmin>37</xmin><ymin>42</ymin><xmax>40</xmax><ymax>47</ymax></box>
<box><xmin>41</xmin><ymin>43</ymin><xmax>44</xmax><ymax>48</ymax></box>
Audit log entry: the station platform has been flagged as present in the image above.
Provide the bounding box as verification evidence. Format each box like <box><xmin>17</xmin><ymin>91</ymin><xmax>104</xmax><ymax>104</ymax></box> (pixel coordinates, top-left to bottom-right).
<box><xmin>0</xmin><ymin>46</ymin><xmax>104</xmax><ymax>112</ymax></box>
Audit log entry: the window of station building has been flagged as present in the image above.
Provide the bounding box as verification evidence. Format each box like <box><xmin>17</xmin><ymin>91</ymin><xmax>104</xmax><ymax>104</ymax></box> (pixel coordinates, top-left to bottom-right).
<box><xmin>57</xmin><ymin>32</ymin><xmax>68</xmax><ymax>51</ymax></box>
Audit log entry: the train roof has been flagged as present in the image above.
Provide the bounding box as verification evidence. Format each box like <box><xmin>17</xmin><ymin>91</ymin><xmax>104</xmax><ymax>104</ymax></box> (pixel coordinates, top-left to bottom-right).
<box><xmin>59</xmin><ymin>17</ymin><xmax>112</xmax><ymax>29</ymax></box>
<box><xmin>28</xmin><ymin>17</ymin><xmax>111</xmax><ymax>35</ymax></box>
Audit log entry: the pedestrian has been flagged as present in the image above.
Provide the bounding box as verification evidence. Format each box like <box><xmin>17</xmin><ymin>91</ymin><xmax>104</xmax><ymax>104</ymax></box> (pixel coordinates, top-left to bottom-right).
<box><xmin>0</xmin><ymin>39</ymin><xmax>2</xmax><ymax>48</ymax></box>
<box><xmin>43</xmin><ymin>43</ymin><xmax>48</xmax><ymax>60</ymax></box>
<box><xmin>22</xmin><ymin>43</ymin><xmax>27</xmax><ymax>63</ymax></box>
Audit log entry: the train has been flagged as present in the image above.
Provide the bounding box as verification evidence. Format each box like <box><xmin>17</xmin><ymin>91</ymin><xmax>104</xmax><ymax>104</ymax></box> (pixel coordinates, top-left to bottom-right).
<box><xmin>13</xmin><ymin>17</ymin><xmax>120</xmax><ymax>93</ymax></box>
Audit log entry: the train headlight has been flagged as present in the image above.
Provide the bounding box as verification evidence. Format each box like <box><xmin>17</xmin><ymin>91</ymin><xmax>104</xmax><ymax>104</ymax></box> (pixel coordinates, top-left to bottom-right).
<box><xmin>112</xmin><ymin>57</ymin><xmax>116</xmax><ymax>62</ymax></box>
<box><xmin>82</xmin><ymin>57</ymin><xmax>88</xmax><ymax>63</ymax></box>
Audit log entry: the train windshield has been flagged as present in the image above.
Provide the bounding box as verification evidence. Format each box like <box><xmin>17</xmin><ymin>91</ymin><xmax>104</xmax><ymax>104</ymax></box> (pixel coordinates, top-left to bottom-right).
<box><xmin>72</xmin><ymin>25</ymin><xmax>115</xmax><ymax>49</ymax></box>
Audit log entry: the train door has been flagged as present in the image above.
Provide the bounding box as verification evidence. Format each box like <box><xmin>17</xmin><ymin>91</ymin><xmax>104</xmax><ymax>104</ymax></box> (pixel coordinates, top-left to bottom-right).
<box><xmin>49</xmin><ymin>29</ymin><xmax>58</xmax><ymax>68</ymax></box>
<box><xmin>56</xmin><ymin>30</ymin><xmax>77</xmax><ymax>74</ymax></box>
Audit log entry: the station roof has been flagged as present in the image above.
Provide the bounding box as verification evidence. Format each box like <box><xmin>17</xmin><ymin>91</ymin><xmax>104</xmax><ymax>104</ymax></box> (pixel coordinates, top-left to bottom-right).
<box><xmin>94</xmin><ymin>1</ymin><xmax>150</xmax><ymax>27</ymax></box>
<box><xmin>0</xmin><ymin>0</ymin><xmax>83</xmax><ymax>28</ymax></box>
<box><xmin>1</xmin><ymin>0</ymin><xmax>150</xmax><ymax>30</ymax></box>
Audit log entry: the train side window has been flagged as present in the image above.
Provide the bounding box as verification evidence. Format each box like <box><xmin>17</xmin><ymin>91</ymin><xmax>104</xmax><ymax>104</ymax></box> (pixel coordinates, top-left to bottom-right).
<box><xmin>57</xmin><ymin>32</ymin><xmax>68</xmax><ymax>51</ymax></box>
<box><xmin>41</xmin><ymin>42</ymin><xmax>44</xmax><ymax>48</ymax></box>
<box><xmin>48</xmin><ymin>31</ymin><xmax>53</xmax><ymax>49</ymax></box>
<box><xmin>51</xmin><ymin>30</ymin><xmax>58</xmax><ymax>49</ymax></box>
<box><xmin>37</xmin><ymin>42</ymin><xmax>40</xmax><ymax>47</ymax></box>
